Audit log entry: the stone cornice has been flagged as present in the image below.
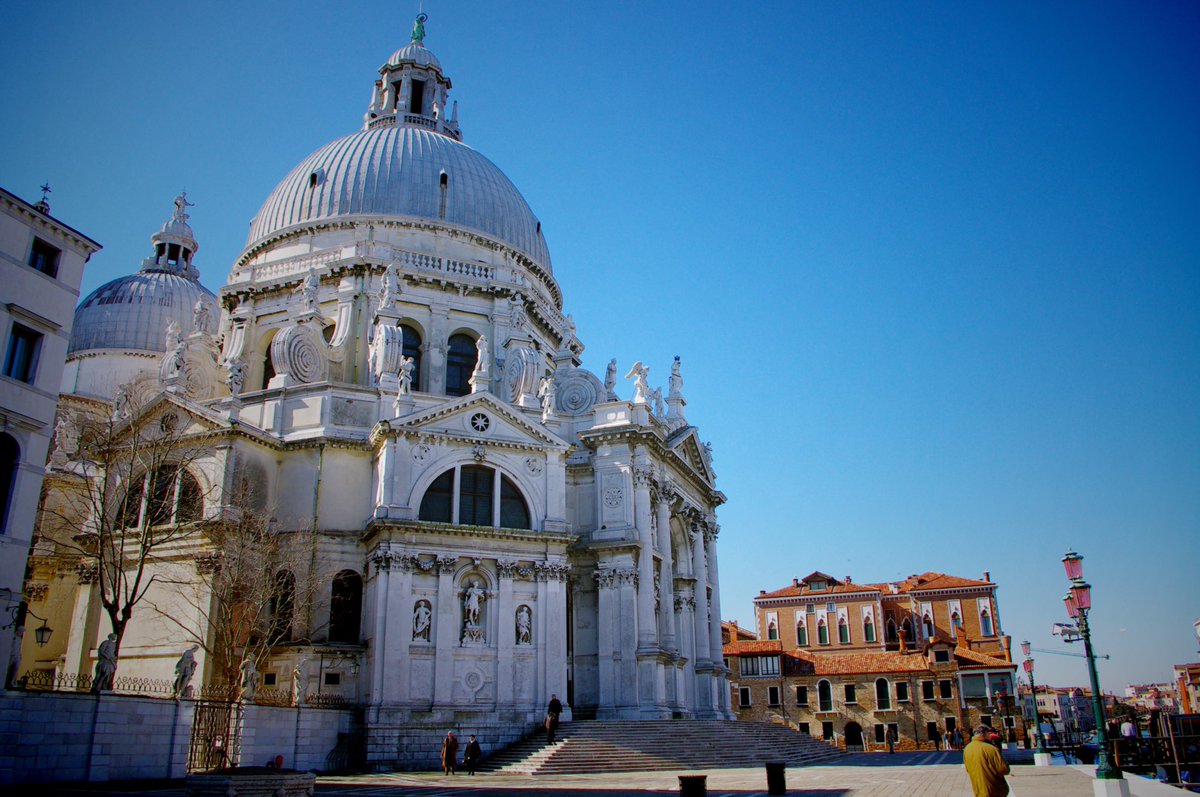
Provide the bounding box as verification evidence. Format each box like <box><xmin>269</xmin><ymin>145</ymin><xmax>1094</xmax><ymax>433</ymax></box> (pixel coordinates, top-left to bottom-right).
<box><xmin>577</xmin><ymin>426</ymin><xmax>722</xmax><ymax>506</ymax></box>
<box><xmin>362</xmin><ymin>518</ymin><xmax>577</xmax><ymax>547</ymax></box>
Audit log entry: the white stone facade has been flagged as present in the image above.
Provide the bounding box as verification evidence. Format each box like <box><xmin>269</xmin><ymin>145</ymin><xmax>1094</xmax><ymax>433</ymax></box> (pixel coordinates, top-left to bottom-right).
<box><xmin>22</xmin><ymin>20</ymin><xmax>731</xmax><ymax>770</ymax></box>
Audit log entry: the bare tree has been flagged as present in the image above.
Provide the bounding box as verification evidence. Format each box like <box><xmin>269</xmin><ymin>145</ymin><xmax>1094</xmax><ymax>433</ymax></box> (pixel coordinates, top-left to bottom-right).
<box><xmin>41</xmin><ymin>376</ymin><xmax>217</xmax><ymax>683</ymax></box>
<box><xmin>150</xmin><ymin>482</ymin><xmax>322</xmax><ymax>687</ymax></box>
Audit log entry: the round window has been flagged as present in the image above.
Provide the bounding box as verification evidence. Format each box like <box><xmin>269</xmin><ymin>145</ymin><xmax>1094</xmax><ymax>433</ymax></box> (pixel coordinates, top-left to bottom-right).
<box><xmin>469</xmin><ymin>412</ymin><xmax>490</xmax><ymax>433</ymax></box>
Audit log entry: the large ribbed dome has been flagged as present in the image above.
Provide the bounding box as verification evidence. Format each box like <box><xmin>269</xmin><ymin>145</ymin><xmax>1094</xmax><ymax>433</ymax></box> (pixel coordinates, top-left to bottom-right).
<box><xmin>68</xmin><ymin>271</ymin><xmax>218</xmax><ymax>356</ymax></box>
<box><xmin>242</xmin><ymin>125</ymin><xmax>552</xmax><ymax>271</ymax></box>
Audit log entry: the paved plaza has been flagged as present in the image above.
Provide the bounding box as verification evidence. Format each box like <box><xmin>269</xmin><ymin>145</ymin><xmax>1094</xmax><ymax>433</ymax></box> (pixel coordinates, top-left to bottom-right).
<box><xmin>23</xmin><ymin>753</ymin><xmax>1152</xmax><ymax>797</ymax></box>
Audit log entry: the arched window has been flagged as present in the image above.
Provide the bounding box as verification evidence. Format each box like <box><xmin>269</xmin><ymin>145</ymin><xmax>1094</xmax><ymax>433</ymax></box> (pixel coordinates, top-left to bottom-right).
<box><xmin>885</xmin><ymin>618</ymin><xmax>898</xmax><ymax>644</ymax></box>
<box><xmin>129</xmin><ymin>466</ymin><xmax>203</xmax><ymax>527</ymax></box>
<box><xmin>270</xmin><ymin>570</ymin><xmax>296</xmax><ymax>642</ymax></box>
<box><xmin>923</xmin><ymin>613</ymin><xmax>935</xmax><ymax>639</ymax></box>
<box><xmin>951</xmin><ymin>611</ymin><xmax>961</xmax><ymax>635</ymax></box>
<box><xmin>980</xmin><ymin>609</ymin><xmax>993</xmax><ymax>637</ymax></box>
<box><xmin>445</xmin><ymin>333</ymin><xmax>477</xmax><ymax>397</ymax></box>
<box><xmin>864</xmin><ymin>615</ymin><xmax>876</xmax><ymax>643</ymax></box>
<box><xmin>402</xmin><ymin>325</ymin><xmax>422</xmax><ymax>392</ymax></box>
<box><xmin>329</xmin><ymin>569</ymin><xmax>363</xmax><ymax>644</ymax></box>
<box><xmin>796</xmin><ymin>621</ymin><xmax>808</xmax><ymax>646</ymax></box>
<box><xmin>838</xmin><ymin>617</ymin><xmax>850</xmax><ymax>644</ymax></box>
<box><xmin>0</xmin><ymin>434</ymin><xmax>18</xmax><ymax>534</ymax></box>
<box><xmin>767</xmin><ymin>621</ymin><xmax>778</xmax><ymax>641</ymax></box>
<box><xmin>900</xmin><ymin>619</ymin><xmax>913</xmax><ymax>643</ymax></box>
<box><xmin>176</xmin><ymin>471</ymin><xmax>203</xmax><ymax>523</ymax></box>
<box><xmin>418</xmin><ymin>465</ymin><xmax>532</xmax><ymax>530</ymax></box>
<box><xmin>817</xmin><ymin>679</ymin><xmax>833</xmax><ymax>712</ymax></box>
<box><xmin>818</xmin><ymin>618</ymin><xmax>829</xmax><ymax>646</ymax></box>
<box><xmin>876</xmin><ymin>678</ymin><xmax>892</xmax><ymax>710</ymax></box>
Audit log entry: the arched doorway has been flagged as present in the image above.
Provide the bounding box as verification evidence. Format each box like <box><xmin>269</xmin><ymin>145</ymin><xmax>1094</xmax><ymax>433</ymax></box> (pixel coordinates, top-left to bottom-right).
<box><xmin>844</xmin><ymin>721</ymin><xmax>864</xmax><ymax>752</ymax></box>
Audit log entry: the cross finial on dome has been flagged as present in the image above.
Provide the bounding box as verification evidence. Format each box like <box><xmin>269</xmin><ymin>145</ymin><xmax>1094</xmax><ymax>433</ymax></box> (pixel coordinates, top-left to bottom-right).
<box><xmin>34</xmin><ymin>182</ymin><xmax>52</xmax><ymax>215</ymax></box>
<box><xmin>412</xmin><ymin>12</ymin><xmax>428</xmax><ymax>43</ymax></box>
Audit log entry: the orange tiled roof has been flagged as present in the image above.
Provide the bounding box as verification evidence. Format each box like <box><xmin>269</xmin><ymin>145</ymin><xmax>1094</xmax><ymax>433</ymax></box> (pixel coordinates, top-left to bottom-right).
<box><xmin>867</xmin><ymin>572</ymin><xmax>992</xmax><ymax>593</ymax></box>
<box><xmin>723</xmin><ymin>640</ymin><xmax>783</xmax><ymax>655</ymax></box>
<box><xmin>757</xmin><ymin>582</ymin><xmax>882</xmax><ymax>600</ymax></box>
<box><xmin>954</xmin><ymin>648</ymin><xmax>1014</xmax><ymax>669</ymax></box>
<box><xmin>784</xmin><ymin>649</ymin><xmax>931</xmax><ymax>675</ymax></box>
<box><xmin>760</xmin><ymin>570</ymin><xmax>992</xmax><ymax>602</ymax></box>
<box><xmin>722</xmin><ymin>620</ymin><xmax>756</xmax><ymax>642</ymax></box>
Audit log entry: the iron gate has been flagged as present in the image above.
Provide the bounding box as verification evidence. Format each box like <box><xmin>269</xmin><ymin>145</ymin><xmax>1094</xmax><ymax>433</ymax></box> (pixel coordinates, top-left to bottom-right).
<box><xmin>188</xmin><ymin>699</ymin><xmax>242</xmax><ymax>772</ymax></box>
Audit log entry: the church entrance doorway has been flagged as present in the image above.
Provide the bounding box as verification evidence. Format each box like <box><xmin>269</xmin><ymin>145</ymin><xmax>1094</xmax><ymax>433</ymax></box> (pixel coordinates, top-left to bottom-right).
<box><xmin>844</xmin><ymin>721</ymin><xmax>864</xmax><ymax>752</ymax></box>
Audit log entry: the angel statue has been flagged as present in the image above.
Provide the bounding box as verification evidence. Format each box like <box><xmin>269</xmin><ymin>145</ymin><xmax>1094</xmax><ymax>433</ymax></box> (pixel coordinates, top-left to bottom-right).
<box><xmin>537</xmin><ymin>374</ymin><xmax>556</xmax><ymax>422</ymax></box>
<box><xmin>625</xmin><ymin>361</ymin><xmax>650</xmax><ymax>404</ymax></box>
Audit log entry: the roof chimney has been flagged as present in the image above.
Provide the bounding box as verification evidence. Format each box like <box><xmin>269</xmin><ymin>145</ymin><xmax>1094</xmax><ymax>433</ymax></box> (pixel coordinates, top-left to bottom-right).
<box><xmin>983</xmin><ymin>571</ymin><xmax>991</xmax><ymax>582</ymax></box>
<box><xmin>792</xmin><ymin>578</ymin><xmax>799</xmax><ymax>587</ymax></box>
<box><xmin>844</xmin><ymin>575</ymin><xmax>851</xmax><ymax>584</ymax></box>
<box><xmin>759</xmin><ymin>590</ymin><xmax>766</xmax><ymax>595</ymax></box>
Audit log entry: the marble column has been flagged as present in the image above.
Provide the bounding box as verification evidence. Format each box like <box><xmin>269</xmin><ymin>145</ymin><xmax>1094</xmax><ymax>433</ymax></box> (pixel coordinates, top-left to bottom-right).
<box><xmin>383</xmin><ymin>555</ymin><xmax>415</xmax><ymax>705</ymax></box>
<box><xmin>368</xmin><ymin>549</ymin><xmax>391</xmax><ymax>703</ymax></box>
<box><xmin>633</xmin><ymin>467</ymin><xmax>657</xmax><ymax>650</ymax></box>
<box><xmin>432</xmin><ymin>555</ymin><xmax>458</xmax><ymax>708</ymax></box>
<box><xmin>544</xmin><ymin>563</ymin><xmax>569</xmax><ymax>715</ymax></box>
<box><xmin>690</xmin><ymin>523</ymin><xmax>714</xmax><ymax>717</ymax></box>
<box><xmin>675</xmin><ymin>588</ymin><xmax>695</xmax><ymax>715</ymax></box>
<box><xmin>655</xmin><ymin>493</ymin><xmax>677</xmax><ymax>653</ymax></box>
<box><xmin>705</xmin><ymin>525</ymin><xmax>731</xmax><ymax>717</ymax></box>
<box><xmin>495</xmin><ymin>560</ymin><xmax>516</xmax><ymax>710</ymax></box>
<box><xmin>594</xmin><ymin>569</ymin><xmax>617</xmax><ymax>713</ymax></box>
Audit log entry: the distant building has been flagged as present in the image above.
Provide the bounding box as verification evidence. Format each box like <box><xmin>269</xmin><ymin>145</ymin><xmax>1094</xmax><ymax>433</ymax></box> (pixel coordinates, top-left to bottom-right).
<box><xmin>752</xmin><ymin>570</ymin><xmax>1010</xmax><ymax>659</ymax></box>
<box><xmin>1174</xmin><ymin>664</ymin><xmax>1200</xmax><ymax>714</ymax></box>
<box><xmin>0</xmin><ymin>186</ymin><xmax>99</xmax><ymax>688</ymax></box>
<box><xmin>1019</xmin><ymin>685</ymin><xmax>1094</xmax><ymax>737</ymax></box>
<box><xmin>1124</xmin><ymin>683</ymin><xmax>1178</xmax><ymax>713</ymax></box>
<box><xmin>727</xmin><ymin>569</ymin><xmax>1021</xmax><ymax>751</ymax></box>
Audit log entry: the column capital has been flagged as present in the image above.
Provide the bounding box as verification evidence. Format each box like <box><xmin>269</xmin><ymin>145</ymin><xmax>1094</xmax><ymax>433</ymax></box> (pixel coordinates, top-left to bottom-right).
<box><xmin>436</xmin><ymin>555</ymin><xmax>458</xmax><ymax>574</ymax></box>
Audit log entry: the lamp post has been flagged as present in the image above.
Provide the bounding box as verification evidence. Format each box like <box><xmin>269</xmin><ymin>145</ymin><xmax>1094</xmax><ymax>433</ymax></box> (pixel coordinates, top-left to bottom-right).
<box><xmin>1062</xmin><ymin>550</ymin><xmax>1122</xmax><ymax>783</ymax></box>
<box><xmin>1022</xmin><ymin>640</ymin><xmax>1049</xmax><ymax>761</ymax></box>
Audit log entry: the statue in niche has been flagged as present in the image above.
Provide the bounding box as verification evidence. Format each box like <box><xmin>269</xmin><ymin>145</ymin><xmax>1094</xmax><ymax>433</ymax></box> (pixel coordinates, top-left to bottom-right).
<box><xmin>538</xmin><ymin>374</ymin><xmax>556</xmax><ymax>421</ymax></box>
<box><xmin>625</xmin><ymin>361</ymin><xmax>650</xmax><ymax>404</ymax></box>
<box><xmin>516</xmin><ymin>606</ymin><xmax>532</xmax><ymax>645</ymax></box>
<box><xmin>296</xmin><ymin>269</ymin><xmax>321</xmax><ymax>315</ymax></box>
<box><xmin>291</xmin><ymin>659</ymin><xmax>307</xmax><ymax>705</ymax></box>
<box><xmin>604</xmin><ymin>358</ymin><xmax>617</xmax><ymax>398</ymax></box>
<box><xmin>192</xmin><ymin>299</ymin><xmax>211</xmax><ymax>334</ymax></box>
<box><xmin>413</xmin><ymin>600</ymin><xmax>432</xmax><ymax>641</ymax></box>
<box><xmin>461</xmin><ymin>579</ymin><xmax>487</xmax><ymax>644</ymax></box>
<box><xmin>398</xmin><ymin>355</ymin><xmax>415</xmax><ymax>395</ymax></box>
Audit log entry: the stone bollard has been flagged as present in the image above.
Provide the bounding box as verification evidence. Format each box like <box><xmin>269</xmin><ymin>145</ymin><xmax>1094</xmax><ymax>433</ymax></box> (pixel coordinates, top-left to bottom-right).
<box><xmin>679</xmin><ymin>773</ymin><xmax>707</xmax><ymax>796</ymax></box>
<box><xmin>766</xmin><ymin>761</ymin><xmax>787</xmax><ymax>795</ymax></box>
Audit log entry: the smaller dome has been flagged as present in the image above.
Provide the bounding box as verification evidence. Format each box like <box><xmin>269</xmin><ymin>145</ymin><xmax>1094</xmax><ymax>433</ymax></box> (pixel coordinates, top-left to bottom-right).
<box><xmin>387</xmin><ymin>41</ymin><xmax>442</xmax><ymax>72</ymax></box>
<box><xmin>158</xmin><ymin>215</ymin><xmax>195</xmax><ymax>242</ymax></box>
<box><xmin>68</xmin><ymin>272</ymin><xmax>218</xmax><ymax>356</ymax></box>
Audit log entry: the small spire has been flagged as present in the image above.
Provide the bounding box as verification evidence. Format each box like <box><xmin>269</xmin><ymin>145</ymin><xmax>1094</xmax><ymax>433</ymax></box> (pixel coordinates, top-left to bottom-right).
<box><xmin>34</xmin><ymin>182</ymin><xmax>52</xmax><ymax>215</ymax></box>
<box><xmin>411</xmin><ymin>12</ymin><xmax>427</xmax><ymax>43</ymax></box>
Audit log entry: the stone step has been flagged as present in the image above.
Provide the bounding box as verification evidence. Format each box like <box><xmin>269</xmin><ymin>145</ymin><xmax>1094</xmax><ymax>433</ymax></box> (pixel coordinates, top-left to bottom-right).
<box><xmin>481</xmin><ymin>719</ymin><xmax>845</xmax><ymax>775</ymax></box>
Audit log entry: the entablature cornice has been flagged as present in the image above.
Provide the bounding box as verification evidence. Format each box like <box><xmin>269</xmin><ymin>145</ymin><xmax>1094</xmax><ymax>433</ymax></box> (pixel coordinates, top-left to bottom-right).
<box><xmin>361</xmin><ymin>518</ymin><xmax>577</xmax><ymax>548</ymax></box>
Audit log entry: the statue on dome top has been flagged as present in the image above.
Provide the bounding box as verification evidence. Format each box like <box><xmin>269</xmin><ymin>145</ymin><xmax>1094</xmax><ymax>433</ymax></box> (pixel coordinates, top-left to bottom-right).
<box><xmin>173</xmin><ymin>191</ymin><xmax>193</xmax><ymax>223</ymax></box>
<box><xmin>412</xmin><ymin>12</ymin><xmax>428</xmax><ymax>44</ymax></box>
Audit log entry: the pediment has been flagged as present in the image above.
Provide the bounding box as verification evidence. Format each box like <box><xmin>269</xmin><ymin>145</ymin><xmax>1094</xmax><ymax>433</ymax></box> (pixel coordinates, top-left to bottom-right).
<box><xmin>669</xmin><ymin>426</ymin><xmax>714</xmax><ymax>484</ymax></box>
<box><xmin>390</xmin><ymin>392</ymin><xmax>569</xmax><ymax>450</ymax></box>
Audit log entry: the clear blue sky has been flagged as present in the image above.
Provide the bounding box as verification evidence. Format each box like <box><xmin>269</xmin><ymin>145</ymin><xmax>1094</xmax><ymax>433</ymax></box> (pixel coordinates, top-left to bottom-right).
<box><xmin>2</xmin><ymin>1</ymin><xmax>1197</xmax><ymax>691</ymax></box>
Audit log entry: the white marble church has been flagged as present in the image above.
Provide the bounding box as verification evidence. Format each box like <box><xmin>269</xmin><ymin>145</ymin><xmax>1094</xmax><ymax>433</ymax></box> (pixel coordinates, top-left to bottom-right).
<box><xmin>27</xmin><ymin>16</ymin><xmax>731</xmax><ymax>766</ymax></box>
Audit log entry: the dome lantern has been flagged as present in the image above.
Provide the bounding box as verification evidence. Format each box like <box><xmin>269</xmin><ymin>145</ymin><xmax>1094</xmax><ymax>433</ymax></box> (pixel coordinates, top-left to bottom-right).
<box><xmin>144</xmin><ymin>192</ymin><xmax>200</xmax><ymax>280</ymax></box>
<box><xmin>364</xmin><ymin>13</ymin><xmax>461</xmax><ymax>141</ymax></box>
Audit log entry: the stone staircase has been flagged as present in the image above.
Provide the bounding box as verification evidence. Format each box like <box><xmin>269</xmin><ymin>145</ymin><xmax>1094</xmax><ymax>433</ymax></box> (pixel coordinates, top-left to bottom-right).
<box><xmin>482</xmin><ymin>719</ymin><xmax>845</xmax><ymax>775</ymax></box>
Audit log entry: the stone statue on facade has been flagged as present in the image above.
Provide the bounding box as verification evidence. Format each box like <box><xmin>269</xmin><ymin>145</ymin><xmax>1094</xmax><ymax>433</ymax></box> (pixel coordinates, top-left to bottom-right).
<box><xmin>296</xmin><ymin>269</ymin><xmax>321</xmax><ymax>315</ymax></box>
<box><xmin>462</xmin><ymin>579</ymin><xmax>486</xmax><ymax>644</ymax></box>
<box><xmin>378</xmin><ymin>264</ymin><xmax>401</xmax><ymax>310</ymax></box>
<box><xmin>173</xmin><ymin>191</ymin><xmax>193</xmax><ymax>222</ymax></box>
<box><xmin>173</xmin><ymin>645</ymin><xmax>199</xmax><ymax>700</ymax></box>
<box><xmin>225</xmin><ymin>358</ymin><xmax>245</xmax><ymax>397</ymax></box>
<box><xmin>624</xmin><ymin>361</ymin><xmax>650</xmax><ymax>404</ymax></box>
<box><xmin>669</xmin><ymin>356</ymin><xmax>683</xmax><ymax>397</ymax></box>
<box><xmin>538</xmin><ymin>374</ymin><xmax>556</xmax><ymax>422</ymax></box>
<box><xmin>239</xmin><ymin>658</ymin><xmax>258</xmax><ymax>702</ymax></box>
<box><xmin>516</xmin><ymin>606</ymin><xmax>532</xmax><ymax>645</ymax></box>
<box><xmin>192</xmin><ymin>299</ymin><xmax>211</xmax><ymax>334</ymax></box>
<box><xmin>112</xmin><ymin>386</ymin><xmax>132</xmax><ymax>421</ymax></box>
<box><xmin>604</xmin><ymin>358</ymin><xmax>617</xmax><ymax>399</ymax></box>
<box><xmin>413</xmin><ymin>600</ymin><xmax>432</xmax><ymax>641</ymax></box>
<box><xmin>291</xmin><ymin>659</ymin><xmax>307</xmax><ymax>705</ymax></box>
<box><xmin>475</xmin><ymin>334</ymin><xmax>490</xmax><ymax>374</ymax></box>
<box><xmin>650</xmin><ymin>387</ymin><xmax>664</xmax><ymax>417</ymax></box>
<box><xmin>398</xmin><ymin>355</ymin><xmax>415</xmax><ymax>395</ymax></box>
<box><xmin>91</xmin><ymin>633</ymin><xmax>118</xmax><ymax>693</ymax></box>
<box><xmin>51</xmin><ymin>413</ymin><xmax>78</xmax><ymax>464</ymax></box>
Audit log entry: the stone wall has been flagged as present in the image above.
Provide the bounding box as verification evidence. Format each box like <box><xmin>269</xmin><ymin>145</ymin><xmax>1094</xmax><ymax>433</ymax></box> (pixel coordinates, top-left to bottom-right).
<box><xmin>239</xmin><ymin>703</ymin><xmax>359</xmax><ymax>771</ymax></box>
<box><xmin>0</xmin><ymin>691</ymin><xmax>192</xmax><ymax>784</ymax></box>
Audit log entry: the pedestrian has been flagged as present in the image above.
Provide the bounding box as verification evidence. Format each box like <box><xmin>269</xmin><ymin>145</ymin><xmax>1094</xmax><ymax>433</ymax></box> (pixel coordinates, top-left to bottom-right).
<box><xmin>463</xmin><ymin>734</ymin><xmax>482</xmax><ymax>775</ymax></box>
<box><xmin>951</xmin><ymin>727</ymin><xmax>963</xmax><ymax>750</ymax></box>
<box><xmin>441</xmin><ymin>730</ymin><xmax>458</xmax><ymax>775</ymax></box>
<box><xmin>886</xmin><ymin>725</ymin><xmax>897</xmax><ymax>754</ymax></box>
<box><xmin>545</xmin><ymin>693</ymin><xmax>563</xmax><ymax>744</ymax></box>
<box><xmin>931</xmin><ymin>727</ymin><xmax>942</xmax><ymax>751</ymax></box>
<box><xmin>964</xmin><ymin>724</ymin><xmax>1010</xmax><ymax>797</ymax></box>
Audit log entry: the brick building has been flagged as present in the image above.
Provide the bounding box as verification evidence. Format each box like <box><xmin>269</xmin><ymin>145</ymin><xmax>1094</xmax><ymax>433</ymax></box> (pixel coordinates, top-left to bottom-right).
<box><xmin>725</xmin><ymin>570</ymin><xmax>1023</xmax><ymax>751</ymax></box>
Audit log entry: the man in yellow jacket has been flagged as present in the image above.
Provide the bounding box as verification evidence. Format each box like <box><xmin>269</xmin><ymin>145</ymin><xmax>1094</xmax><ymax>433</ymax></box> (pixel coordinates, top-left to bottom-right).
<box><xmin>964</xmin><ymin>724</ymin><xmax>1010</xmax><ymax>797</ymax></box>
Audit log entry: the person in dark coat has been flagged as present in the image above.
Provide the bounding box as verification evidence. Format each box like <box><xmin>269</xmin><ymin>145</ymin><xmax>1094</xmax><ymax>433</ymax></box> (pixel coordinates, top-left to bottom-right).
<box><xmin>545</xmin><ymin>694</ymin><xmax>563</xmax><ymax>744</ymax></box>
<box><xmin>463</xmin><ymin>734</ymin><xmax>482</xmax><ymax>775</ymax></box>
<box><xmin>441</xmin><ymin>731</ymin><xmax>458</xmax><ymax>775</ymax></box>
<box><xmin>931</xmin><ymin>727</ymin><xmax>943</xmax><ymax>750</ymax></box>
<box><xmin>886</xmin><ymin>725</ymin><xmax>898</xmax><ymax>753</ymax></box>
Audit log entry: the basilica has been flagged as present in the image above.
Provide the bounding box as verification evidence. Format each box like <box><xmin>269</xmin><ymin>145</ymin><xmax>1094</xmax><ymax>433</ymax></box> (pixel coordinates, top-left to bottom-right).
<box><xmin>23</xmin><ymin>17</ymin><xmax>731</xmax><ymax>767</ymax></box>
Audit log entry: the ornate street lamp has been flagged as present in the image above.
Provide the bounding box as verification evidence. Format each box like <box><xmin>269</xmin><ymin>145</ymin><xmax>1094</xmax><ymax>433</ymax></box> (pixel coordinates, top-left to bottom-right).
<box><xmin>1021</xmin><ymin>640</ymin><xmax>1048</xmax><ymax>757</ymax></box>
<box><xmin>1061</xmin><ymin>550</ymin><xmax>1123</xmax><ymax>783</ymax></box>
